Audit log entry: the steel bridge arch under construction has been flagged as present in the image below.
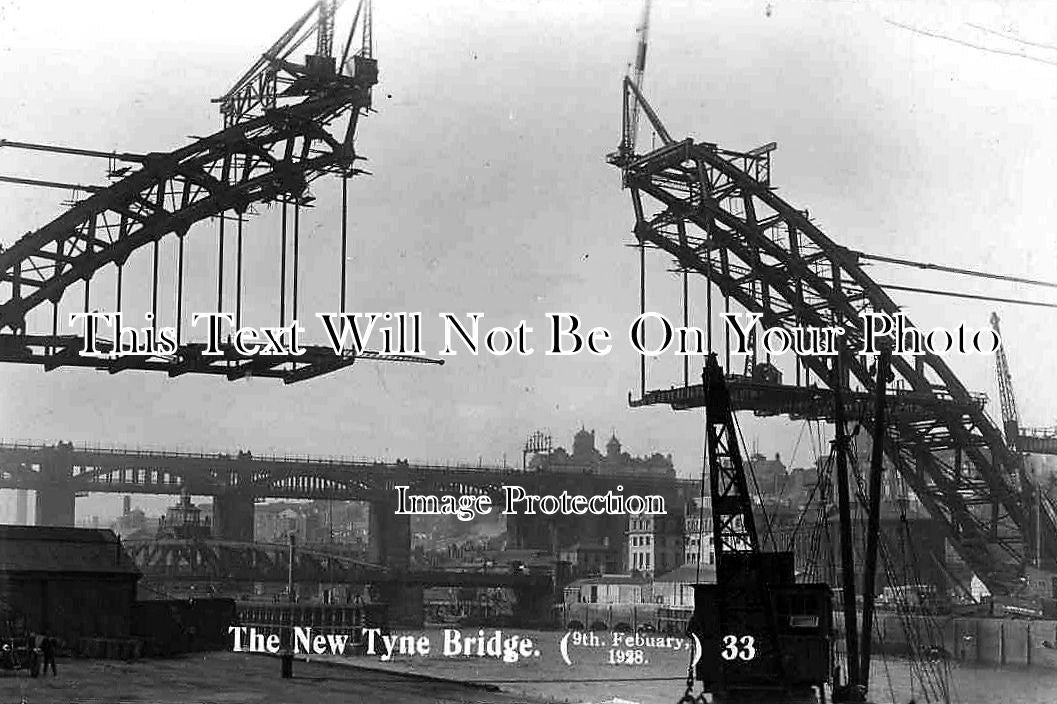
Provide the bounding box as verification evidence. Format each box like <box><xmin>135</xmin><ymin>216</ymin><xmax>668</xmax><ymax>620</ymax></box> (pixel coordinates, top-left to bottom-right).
<box><xmin>612</xmin><ymin>93</ymin><xmax>1057</xmax><ymax>594</ymax></box>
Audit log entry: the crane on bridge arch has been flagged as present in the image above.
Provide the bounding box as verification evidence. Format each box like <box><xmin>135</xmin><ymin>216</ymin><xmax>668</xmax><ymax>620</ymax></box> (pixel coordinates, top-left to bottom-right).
<box><xmin>989</xmin><ymin>311</ymin><xmax>1057</xmax><ymax>569</ymax></box>
<box><xmin>608</xmin><ymin>76</ymin><xmax>1056</xmax><ymax>595</ymax></box>
<box><xmin>0</xmin><ymin>0</ymin><xmax>439</xmax><ymax>383</ymax></box>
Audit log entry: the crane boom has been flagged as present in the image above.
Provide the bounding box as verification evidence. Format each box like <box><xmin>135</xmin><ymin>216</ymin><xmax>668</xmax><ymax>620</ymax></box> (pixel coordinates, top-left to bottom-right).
<box><xmin>627</xmin><ymin>0</ymin><xmax>652</xmax><ymax>155</ymax></box>
<box><xmin>991</xmin><ymin>312</ymin><xmax>1021</xmax><ymax>449</ymax></box>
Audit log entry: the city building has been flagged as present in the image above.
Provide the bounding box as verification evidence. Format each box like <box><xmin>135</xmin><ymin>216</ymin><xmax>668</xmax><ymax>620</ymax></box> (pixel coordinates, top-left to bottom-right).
<box><xmin>654</xmin><ymin>564</ymin><xmax>716</xmax><ymax>607</ymax></box>
<box><xmin>558</xmin><ymin>542</ymin><xmax>620</xmax><ymax>576</ymax></box>
<box><xmin>627</xmin><ymin>511</ymin><xmax>684</xmax><ymax>576</ymax></box>
<box><xmin>683</xmin><ymin>497</ymin><xmax>715</xmax><ymax>567</ymax></box>
<box><xmin>254</xmin><ymin>501</ymin><xmax>327</xmax><ymax>544</ymax></box>
<box><xmin>529</xmin><ymin>428</ymin><xmax>675</xmax><ymax>478</ymax></box>
<box><xmin>156</xmin><ymin>490</ymin><xmax>212</xmax><ymax>540</ymax></box>
<box><xmin>510</xmin><ymin>427</ymin><xmax>679</xmax><ymax>566</ymax></box>
<box><xmin>0</xmin><ymin>526</ymin><xmax>140</xmax><ymax>643</ymax></box>
<box><xmin>563</xmin><ymin>574</ymin><xmax>650</xmax><ymax>605</ymax></box>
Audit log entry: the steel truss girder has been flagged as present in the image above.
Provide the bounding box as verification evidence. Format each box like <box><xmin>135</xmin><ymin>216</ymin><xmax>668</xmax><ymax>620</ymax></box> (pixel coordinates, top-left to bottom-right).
<box><xmin>127</xmin><ymin>539</ymin><xmax>554</xmax><ymax>589</ymax></box>
<box><xmin>125</xmin><ymin>538</ymin><xmax>385</xmax><ymax>583</ymax></box>
<box><xmin>0</xmin><ymin>335</ymin><xmax>440</xmax><ymax>383</ymax></box>
<box><xmin>622</xmin><ymin>139</ymin><xmax>1054</xmax><ymax>593</ymax></box>
<box><xmin>0</xmin><ymin>67</ymin><xmax>375</xmax><ymax>338</ymax></box>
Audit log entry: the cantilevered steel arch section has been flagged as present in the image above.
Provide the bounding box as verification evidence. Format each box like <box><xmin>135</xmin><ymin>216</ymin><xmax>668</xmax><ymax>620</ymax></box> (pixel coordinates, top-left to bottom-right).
<box><xmin>0</xmin><ymin>1</ymin><xmax>433</xmax><ymax>382</ymax></box>
<box><xmin>615</xmin><ymin>134</ymin><xmax>1055</xmax><ymax>594</ymax></box>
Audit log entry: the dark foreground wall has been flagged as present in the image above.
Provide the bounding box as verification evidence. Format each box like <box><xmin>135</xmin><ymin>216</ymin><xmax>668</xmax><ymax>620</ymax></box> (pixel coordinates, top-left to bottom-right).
<box><xmin>0</xmin><ymin>574</ymin><xmax>135</xmax><ymax>644</ymax></box>
<box><xmin>131</xmin><ymin>599</ymin><xmax>237</xmax><ymax>656</ymax></box>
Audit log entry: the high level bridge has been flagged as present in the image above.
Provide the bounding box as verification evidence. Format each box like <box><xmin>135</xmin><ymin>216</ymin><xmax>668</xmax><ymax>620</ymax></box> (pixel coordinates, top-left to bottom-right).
<box><xmin>0</xmin><ymin>440</ymin><xmax>699</xmax><ymax>568</ymax></box>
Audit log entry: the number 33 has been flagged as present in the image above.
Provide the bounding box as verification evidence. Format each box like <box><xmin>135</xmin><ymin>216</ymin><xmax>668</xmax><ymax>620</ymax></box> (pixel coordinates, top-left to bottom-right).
<box><xmin>721</xmin><ymin>635</ymin><xmax>756</xmax><ymax>661</ymax></box>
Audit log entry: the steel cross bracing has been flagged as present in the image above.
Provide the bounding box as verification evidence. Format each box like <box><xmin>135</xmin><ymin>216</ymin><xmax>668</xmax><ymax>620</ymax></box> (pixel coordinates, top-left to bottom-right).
<box><xmin>0</xmin><ymin>1</ymin><xmax>427</xmax><ymax>382</ymax></box>
<box><xmin>617</xmin><ymin>137</ymin><xmax>1054</xmax><ymax>594</ymax></box>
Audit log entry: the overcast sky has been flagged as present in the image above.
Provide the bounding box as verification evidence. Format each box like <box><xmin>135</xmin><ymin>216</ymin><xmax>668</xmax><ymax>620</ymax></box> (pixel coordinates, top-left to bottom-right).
<box><xmin>1</xmin><ymin>0</ymin><xmax>1056</xmax><ymax>520</ymax></box>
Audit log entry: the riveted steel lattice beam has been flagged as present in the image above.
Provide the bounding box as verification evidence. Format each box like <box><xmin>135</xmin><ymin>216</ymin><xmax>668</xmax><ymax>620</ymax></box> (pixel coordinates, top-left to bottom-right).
<box><xmin>617</xmin><ymin>136</ymin><xmax>1054</xmax><ymax>594</ymax></box>
<box><xmin>0</xmin><ymin>1</ymin><xmax>410</xmax><ymax>382</ymax></box>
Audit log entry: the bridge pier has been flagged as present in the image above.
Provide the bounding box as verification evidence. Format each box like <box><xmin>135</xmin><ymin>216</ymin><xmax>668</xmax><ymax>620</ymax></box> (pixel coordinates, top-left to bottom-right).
<box><xmin>512</xmin><ymin>584</ymin><xmax>555</xmax><ymax>628</ymax></box>
<box><xmin>213</xmin><ymin>492</ymin><xmax>255</xmax><ymax>541</ymax></box>
<box><xmin>384</xmin><ymin>584</ymin><xmax>424</xmax><ymax>627</ymax></box>
<box><xmin>367</xmin><ymin>494</ymin><xmax>410</xmax><ymax>569</ymax></box>
<box><xmin>35</xmin><ymin>442</ymin><xmax>75</xmax><ymax>526</ymax></box>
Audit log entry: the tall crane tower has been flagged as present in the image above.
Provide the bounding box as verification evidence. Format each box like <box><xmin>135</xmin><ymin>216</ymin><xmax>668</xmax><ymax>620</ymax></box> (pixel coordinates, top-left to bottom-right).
<box><xmin>990</xmin><ymin>312</ymin><xmax>1021</xmax><ymax>449</ymax></box>
<box><xmin>687</xmin><ymin>354</ymin><xmax>832</xmax><ymax>703</ymax></box>
<box><xmin>990</xmin><ymin>312</ymin><xmax>1056</xmax><ymax>569</ymax></box>
<box><xmin>624</xmin><ymin>0</ymin><xmax>653</xmax><ymax>157</ymax></box>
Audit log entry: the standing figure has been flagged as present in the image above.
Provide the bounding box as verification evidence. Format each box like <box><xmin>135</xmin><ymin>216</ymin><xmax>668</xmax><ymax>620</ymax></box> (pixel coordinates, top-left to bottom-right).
<box><xmin>41</xmin><ymin>635</ymin><xmax>56</xmax><ymax>676</ymax></box>
<box><xmin>29</xmin><ymin>632</ymin><xmax>42</xmax><ymax>677</ymax></box>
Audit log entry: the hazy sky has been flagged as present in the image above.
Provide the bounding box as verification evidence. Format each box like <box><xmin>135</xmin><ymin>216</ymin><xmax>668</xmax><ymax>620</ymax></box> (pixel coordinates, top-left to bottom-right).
<box><xmin>1</xmin><ymin>0</ymin><xmax>1056</xmax><ymax>519</ymax></box>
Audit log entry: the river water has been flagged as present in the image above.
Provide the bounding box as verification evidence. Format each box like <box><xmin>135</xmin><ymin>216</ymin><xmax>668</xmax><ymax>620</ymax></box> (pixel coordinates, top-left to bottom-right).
<box><xmin>320</xmin><ymin>628</ymin><xmax>1057</xmax><ymax>704</ymax></box>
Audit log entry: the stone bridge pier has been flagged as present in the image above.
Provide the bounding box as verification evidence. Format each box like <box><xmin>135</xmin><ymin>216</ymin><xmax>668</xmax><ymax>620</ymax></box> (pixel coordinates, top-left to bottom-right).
<box><xmin>35</xmin><ymin>442</ymin><xmax>75</xmax><ymax>526</ymax></box>
<box><xmin>211</xmin><ymin>454</ymin><xmax>258</xmax><ymax>541</ymax></box>
<box><xmin>512</xmin><ymin>583</ymin><xmax>556</xmax><ymax>628</ymax></box>
<box><xmin>367</xmin><ymin>491</ymin><xmax>410</xmax><ymax>569</ymax></box>
<box><xmin>212</xmin><ymin>491</ymin><xmax>256</xmax><ymax>542</ymax></box>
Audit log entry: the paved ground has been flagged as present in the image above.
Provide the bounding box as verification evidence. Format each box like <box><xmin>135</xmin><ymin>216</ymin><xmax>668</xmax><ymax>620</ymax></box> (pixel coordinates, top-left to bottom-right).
<box><xmin>0</xmin><ymin>652</ymin><xmax>552</xmax><ymax>704</ymax></box>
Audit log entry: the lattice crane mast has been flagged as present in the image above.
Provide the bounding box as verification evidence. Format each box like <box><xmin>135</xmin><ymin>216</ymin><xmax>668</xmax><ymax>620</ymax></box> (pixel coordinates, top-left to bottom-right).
<box><xmin>990</xmin><ymin>312</ymin><xmax>1021</xmax><ymax>450</ymax></box>
<box><xmin>624</xmin><ymin>0</ymin><xmax>653</xmax><ymax>157</ymax></box>
<box><xmin>609</xmin><ymin>0</ymin><xmax>673</xmax><ymax>170</ymax></box>
<box><xmin>685</xmin><ymin>353</ymin><xmax>831</xmax><ymax>703</ymax></box>
<box><xmin>702</xmin><ymin>353</ymin><xmax>759</xmax><ymax>557</ymax></box>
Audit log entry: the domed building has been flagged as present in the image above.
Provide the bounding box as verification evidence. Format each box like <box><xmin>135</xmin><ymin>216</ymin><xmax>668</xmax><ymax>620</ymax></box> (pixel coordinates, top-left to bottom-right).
<box><xmin>529</xmin><ymin>427</ymin><xmax>675</xmax><ymax>478</ymax></box>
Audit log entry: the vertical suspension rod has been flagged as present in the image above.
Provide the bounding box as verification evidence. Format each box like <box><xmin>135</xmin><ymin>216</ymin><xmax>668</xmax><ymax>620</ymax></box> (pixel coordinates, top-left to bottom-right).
<box><xmin>217</xmin><ymin>213</ymin><xmax>225</xmax><ymax>312</ymax></box>
<box><xmin>682</xmin><ymin>267</ymin><xmax>689</xmax><ymax>386</ymax></box>
<box><xmin>705</xmin><ymin>239</ymin><xmax>713</xmax><ymax>352</ymax></box>
<box><xmin>639</xmin><ymin>239</ymin><xmax>646</xmax><ymax>397</ymax></box>
<box><xmin>340</xmin><ymin>175</ymin><xmax>348</xmax><ymax>311</ymax></box>
<box><xmin>293</xmin><ymin>203</ymin><xmax>300</xmax><ymax>322</ymax></box>
<box><xmin>177</xmin><ymin>235</ymin><xmax>185</xmax><ymax>345</ymax></box>
<box><xmin>676</xmin><ymin>219</ymin><xmax>690</xmax><ymax>387</ymax></box>
<box><xmin>151</xmin><ymin>242</ymin><xmax>159</xmax><ymax>329</ymax></box>
<box><xmin>280</xmin><ymin>201</ymin><xmax>288</xmax><ymax>328</ymax></box>
<box><xmin>236</xmin><ymin>213</ymin><xmax>244</xmax><ymax>330</ymax></box>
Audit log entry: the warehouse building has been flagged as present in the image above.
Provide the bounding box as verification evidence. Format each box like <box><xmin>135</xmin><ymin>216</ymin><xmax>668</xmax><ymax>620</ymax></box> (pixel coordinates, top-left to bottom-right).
<box><xmin>0</xmin><ymin>525</ymin><xmax>140</xmax><ymax>643</ymax></box>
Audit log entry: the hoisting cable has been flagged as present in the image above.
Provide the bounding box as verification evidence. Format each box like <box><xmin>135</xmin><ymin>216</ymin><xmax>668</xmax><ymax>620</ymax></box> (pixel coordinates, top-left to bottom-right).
<box><xmin>857</xmin><ymin>250</ymin><xmax>1057</xmax><ymax>289</ymax></box>
<box><xmin>879</xmin><ymin>283</ymin><xmax>1057</xmax><ymax>309</ymax></box>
